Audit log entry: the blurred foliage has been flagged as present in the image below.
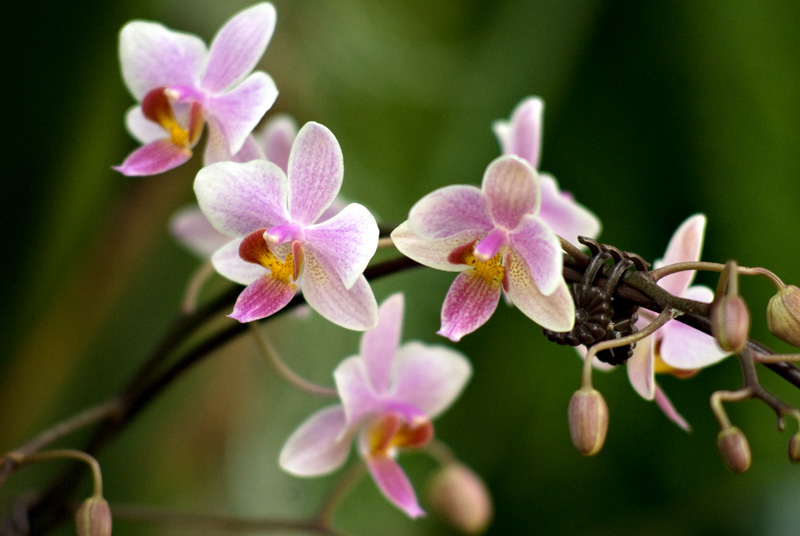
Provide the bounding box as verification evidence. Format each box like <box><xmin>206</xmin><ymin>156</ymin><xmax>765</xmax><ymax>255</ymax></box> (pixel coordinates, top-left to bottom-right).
<box><xmin>3</xmin><ymin>0</ymin><xmax>800</xmax><ymax>535</ymax></box>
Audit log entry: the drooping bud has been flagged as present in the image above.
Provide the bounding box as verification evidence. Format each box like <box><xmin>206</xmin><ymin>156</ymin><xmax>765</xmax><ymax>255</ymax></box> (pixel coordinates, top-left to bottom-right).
<box><xmin>75</xmin><ymin>496</ymin><xmax>112</xmax><ymax>536</ymax></box>
<box><xmin>788</xmin><ymin>433</ymin><xmax>800</xmax><ymax>464</ymax></box>
<box><xmin>717</xmin><ymin>426</ymin><xmax>751</xmax><ymax>473</ymax></box>
<box><xmin>767</xmin><ymin>285</ymin><xmax>800</xmax><ymax>347</ymax></box>
<box><xmin>568</xmin><ymin>388</ymin><xmax>609</xmax><ymax>456</ymax></box>
<box><xmin>711</xmin><ymin>295</ymin><xmax>750</xmax><ymax>353</ymax></box>
<box><xmin>427</xmin><ymin>463</ymin><xmax>493</xmax><ymax>535</ymax></box>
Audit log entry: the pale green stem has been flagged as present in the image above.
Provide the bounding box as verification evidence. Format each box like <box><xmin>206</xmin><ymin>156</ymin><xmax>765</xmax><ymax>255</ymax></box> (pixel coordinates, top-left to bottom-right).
<box><xmin>710</xmin><ymin>389</ymin><xmax>752</xmax><ymax>430</ymax></box>
<box><xmin>649</xmin><ymin>261</ymin><xmax>785</xmax><ymax>290</ymax></box>
<box><xmin>249</xmin><ymin>324</ymin><xmax>337</xmax><ymax>398</ymax></box>
<box><xmin>7</xmin><ymin>449</ymin><xmax>103</xmax><ymax>498</ymax></box>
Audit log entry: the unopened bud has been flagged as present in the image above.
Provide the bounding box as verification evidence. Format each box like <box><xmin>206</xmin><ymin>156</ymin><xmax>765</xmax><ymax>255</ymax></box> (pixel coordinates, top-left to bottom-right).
<box><xmin>711</xmin><ymin>295</ymin><xmax>750</xmax><ymax>353</ymax></box>
<box><xmin>717</xmin><ymin>427</ymin><xmax>751</xmax><ymax>473</ymax></box>
<box><xmin>767</xmin><ymin>285</ymin><xmax>800</xmax><ymax>347</ymax></box>
<box><xmin>568</xmin><ymin>388</ymin><xmax>608</xmax><ymax>456</ymax></box>
<box><xmin>789</xmin><ymin>433</ymin><xmax>800</xmax><ymax>464</ymax></box>
<box><xmin>75</xmin><ymin>496</ymin><xmax>112</xmax><ymax>536</ymax></box>
<box><xmin>428</xmin><ymin>463</ymin><xmax>493</xmax><ymax>534</ymax></box>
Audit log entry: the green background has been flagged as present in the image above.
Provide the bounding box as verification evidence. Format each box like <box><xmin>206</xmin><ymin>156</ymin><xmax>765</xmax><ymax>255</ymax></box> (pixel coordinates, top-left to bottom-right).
<box><xmin>3</xmin><ymin>1</ymin><xmax>800</xmax><ymax>534</ymax></box>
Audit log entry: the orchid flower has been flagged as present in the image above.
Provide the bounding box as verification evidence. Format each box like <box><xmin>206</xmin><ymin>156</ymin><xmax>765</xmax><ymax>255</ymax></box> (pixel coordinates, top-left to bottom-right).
<box><xmin>279</xmin><ymin>294</ymin><xmax>472</xmax><ymax>518</ymax></box>
<box><xmin>492</xmin><ymin>96</ymin><xmax>601</xmax><ymax>245</ymax></box>
<box><xmin>116</xmin><ymin>3</ymin><xmax>278</xmax><ymax>176</ymax></box>
<box><xmin>391</xmin><ymin>155</ymin><xmax>575</xmax><ymax>341</ymax></box>
<box><xmin>194</xmin><ymin>121</ymin><xmax>379</xmax><ymax>329</ymax></box>
<box><xmin>627</xmin><ymin>214</ymin><xmax>730</xmax><ymax>430</ymax></box>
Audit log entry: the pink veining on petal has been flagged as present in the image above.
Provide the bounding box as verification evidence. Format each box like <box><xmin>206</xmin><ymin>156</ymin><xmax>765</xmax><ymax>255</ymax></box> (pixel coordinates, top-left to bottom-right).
<box><xmin>114</xmin><ymin>139</ymin><xmax>192</xmax><ymax>176</ymax></box>
<box><xmin>482</xmin><ymin>155</ymin><xmax>540</xmax><ymax>230</ymax></box>
<box><xmin>229</xmin><ymin>275</ymin><xmax>297</xmax><ymax>323</ymax></box>
<box><xmin>287</xmin><ymin>122</ymin><xmax>344</xmax><ymax>225</ymax></box>
<box><xmin>258</xmin><ymin>114</ymin><xmax>298</xmax><ymax>173</ymax></box>
<box><xmin>407</xmin><ymin>185</ymin><xmax>492</xmax><ymax>240</ymax></box>
<box><xmin>508</xmin><ymin>216</ymin><xmax>563</xmax><ymax>295</ymax></box>
<box><xmin>365</xmin><ymin>455</ymin><xmax>425</xmax><ymax>519</ymax></box>
<box><xmin>438</xmin><ymin>271</ymin><xmax>502</xmax><ymax>342</ymax></box>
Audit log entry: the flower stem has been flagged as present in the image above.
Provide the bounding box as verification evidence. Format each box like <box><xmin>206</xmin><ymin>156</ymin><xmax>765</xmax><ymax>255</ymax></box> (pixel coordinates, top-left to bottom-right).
<box><xmin>5</xmin><ymin>449</ymin><xmax>104</xmax><ymax>498</ymax></box>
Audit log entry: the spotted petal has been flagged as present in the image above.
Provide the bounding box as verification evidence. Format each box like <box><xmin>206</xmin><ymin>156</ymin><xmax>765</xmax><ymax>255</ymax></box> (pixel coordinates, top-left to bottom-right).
<box><xmin>504</xmin><ymin>250</ymin><xmax>574</xmax><ymax>332</ymax></box>
<box><xmin>508</xmin><ymin>215</ymin><xmax>563</xmax><ymax>295</ymax></box>
<box><xmin>279</xmin><ymin>405</ymin><xmax>352</xmax><ymax>476</ymax></box>
<box><xmin>407</xmin><ymin>185</ymin><xmax>492</xmax><ymax>240</ymax></box>
<box><xmin>301</xmin><ymin>255</ymin><xmax>378</xmax><ymax>330</ymax></box>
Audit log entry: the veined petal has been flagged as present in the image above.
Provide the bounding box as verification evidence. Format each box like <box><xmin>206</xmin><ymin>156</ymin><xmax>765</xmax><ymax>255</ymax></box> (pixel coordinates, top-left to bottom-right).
<box><xmin>660</xmin><ymin>285</ymin><xmax>730</xmax><ymax>369</ymax></box>
<box><xmin>508</xmin><ymin>216</ymin><xmax>563</xmax><ymax>295</ymax></box>
<box><xmin>505</xmin><ymin>251</ymin><xmax>574</xmax><ymax>332</ymax></box>
<box><xmin>114</xmin><ymin>139</ymin><xmax>191</xmax><ymax>176</ymax></box>
<box><xmin>407</xmin><ymin>185</ymin><xmax>492</xmax><ymax>240</ymax></box>
<box><xmin>230</xmin><ymin>134</ymin><xmax>267</xmax><ymax>163</ymax></box>
<box><xmin>360</xmin><ymin>294</ymin><xmax>405</xmax><ymax>395</ymax></box>
<box><xmin>334</xmin><ymin>355</ymin><xmax>381</xmax><ymax>427</ymax></box>
<box><xmin>279</xmin><ymin>405</ymin><xmax>352</xmax><ymax>476</ymax></box>
<box><xmin>229</xmin><ymin>274</ymin><xmax>296</xmax><ymax>322</ymax></box>
<box><xmin>391</xmin><ymin>341</ymin><xmax>471</xmax><ymax>419</ymax></box>
<box><xmin>194</xmin><ymin>160</ymin><xmax>289</xmax><ymax>237</ymax></box>
<box><xmin>211</xmin><ymin>239</ymin><xmax>265</xmax><ymax>285</ymax></box>
<box><xmin>206</xmin><ymin>71</ymin><xmax>278</xmax><ymax>155</ymax></box>
<box><xmin>654</xmin><ymin>385</ymin><xmax>691</xmax><ymax>432</ymax></box>
<box><xmin>119</xmin><ymin>21</ymin><xmax>206</xmax><ymax>101</ymax></box>
<box><xmin>538</xmin><ymin>174</ymin><xmax>601</xmax><ymax>245</ymax></box>
<box><xmin>301</xmin><ymin>256</ymin><xmax>378</xmax><ymax>330</ymax></box>
<box><xmin>364</xmin><ymin>455</ymin><xmax>425</xmax><ymax>519</ymax></box>
<box><xmin>201</xmin><ymin>2</ymin><xmax>276</xmax><ymax>93</ymax></box>
<box><xmin>258</xmin><ymin>114</ymin><xmax>298</xmax><ymax>173</ymax></box>
<box><xmin>655</xmin><ymin>214</ymin><xmax>706</xmax><ymax>296</ymax></box>
<box><xmin>627</xmin><ymin>336</ymin><xmax>656</xmax><ymax>400</ymax></box>
<box><xmin>493</xmin><ymin>96</ymin><xmax>543</xmax><ymax>169</ymax></box>
<box><xmin>438</xmin><ymin>270</ymin><xmax>502</xmax><ymax>342</ymax></box>
<box><xmin>482</xmin><ymin>155</ymin><xmax>540</xmax><ymax>230</ymax></box>
<box><xmin>125</xmin><ymin>105</ymin><xmax>166</xmax><ymax>144</ymax></box>
<box><xmin>287</xmin><ymin>122</ymin><xmax>344</xmax><ymax>225</ymax></box>
<box><xmin>391</xmin><ymin>223</ymin><xmax>475</xmax><ymax>272</ymax></box>
<box><xmin>170</xmin><ymin>205</ymin><xmax>231</xmax><ymax>258</ymax></box>
<box><xmin>304</xmin><ymin>203</ymin><xmax>379</xmax><ymax>289</ymax></box>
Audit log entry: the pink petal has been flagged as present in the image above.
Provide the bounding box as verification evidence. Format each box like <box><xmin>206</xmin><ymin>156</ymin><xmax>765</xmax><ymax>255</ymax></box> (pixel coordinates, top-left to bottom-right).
<box><xmin>206</xmin><ymin>71</ymin><xmax>278</xmax><ymax>156</ymax></box>
<box><xmin>279</xmin><ymin>405</ymin><xmax>352</xmax><ymax>476</ymax></box>
<box><xmin>407</xmin><ymin>185</ymin><xmax>492</xmax><ymax>240</ymax></box>
<box><xmin>204</xmin><ymin>130</ymin><xmax>265</xmax><ymax>166</ymax></box>
<box><xmin>508</xmin><ymin>216</ymin><xmax>563</xmax><ymax>295</ymax></box>
<box><xmin>482</xmin><ymin>155</ymin><xmax>540</xmax><ymax>230</ymax></box>
<box><xmin>304</xmin><ymin>203</ymin><xmax>379</xmax><ymax>289</ymax></box>
<box><xmin>211</xmin><ymin>239</ymin><xmax>266</xmax><ymax>285</ymax></box>
<box><xmin>301</xmin><ymin>256</ymin><xmax>378</xmax><ymax>330</ymax></box>
<box><xmin>360</xmin><ymin>294</ymin><xmax>405</xmax><ymax>394</ymax></box>
<box><xmin>438</xmin><ymin>270</ymin><xmax>502</xmax><ymax>342</ymax></box>
<box><xmin>364</xmin><ymin>455</ymin><xmax>425</xmax><ymax>519</ymax></box>
<box><xmin>626</xmin><ymin>337</ymin><xmax>655</xmax><ymax>400</ymax></box>
<box><xmin>229</xmin><ymin>274</ymin><xmax>297</xmax><ymax>323</ymax></box>
<box><xmin>286</xmin><ymin>122</ymin><xmax>344</xmax><ymax>225</ymax></box>
<box><xmin>170</xmin><ymin>205</ymin><xmax>231</xmax><ymax>258</ymax></box>
<box><xmin>119</xmin><ymin>21</ymin><xmax>206</xmax><ymax>101</ymax></box>
<box><xmin>492</xmin><ymin>96</ymin><xmax>543</xmax><ymax>169</ymax></box>
<box><xmin>114</xmin><ymin>139</ymin><xmax>192</xmax><ymax>176</ymax></box>
<box><xmin>659</xmin><ymin>316</ymin><xmax>729</xmax><ymax>369</ymax></box>
<box><xmin>655</xmin><ymin>214</ymin><xmax>706</xmax><ymax>296</ymax></box>
<box><xmin>125</xmin><ymin>105</ymin><xmax>166</xmax><ymax>144</ymax></box>
<box><xmin>390</xmin><ymin>223</ymin><xmax>476</xmax><ymax>272</ymax></box>
<box><xmin>194</xmin><ymin>160</ymin><xmax>289</xmax><ymax>237</ymax></box>
<box><xmin>538</xmin><ymin>173</ymin><xmax>601</xmax><ymax>245</ymax></box>
<box><xmin>201</xmin><ymin>2</ymin><xmax>276</xmax><ymax>93</ymax></box>
<box><xmin>334</xmin><ymin>356</ymin><xmax>381</xmax><ymax>427</ymax></box>
<box><xmin>258</xmin><ymin>114</ymin><xmax>298</xmax><ymax>173</ymax></box>
<box><xmin>654</xmin><ymin>385</ymin><xmax>691</xmax><ymax>432</ymax></box>
<box><xmin>391</xmin><ymin>341</ymin><xmax>471</xmax><ymax>419</ymax></box>
<box><xmin>504</xmin><ymin>250</ymin><xmax>574</xmax><ymax>332</ymax></box>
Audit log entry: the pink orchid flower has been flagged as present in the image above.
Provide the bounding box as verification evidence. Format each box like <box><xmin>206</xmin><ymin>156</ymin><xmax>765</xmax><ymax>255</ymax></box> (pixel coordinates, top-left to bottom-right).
<box><xmin>627</xmin><ymin>214</ymin><xmax>730</xmax><ymax>430</ymax></box>
<box><xmin>194</xmin><ymin>121</ymin><xmax>379</xmax><ymax>329</ymax></box>
<box><xmin>279</xmin><ymin>294</ymin><xmax>472</xmax><ymax>518</ymax></box>
<box><xmin>492</xmin><ymin>96</ymin><xmax>601</xmax><ymax>245</ymax></box>
<box><xmin>391</xmin><ymin>155</ymin><xmax>575</xmax><ymax>341</ymax></box>
<box><xmin>116</xmin><ymin>3</ymin><xmax>278</xmax><ymax>176</ymax></box>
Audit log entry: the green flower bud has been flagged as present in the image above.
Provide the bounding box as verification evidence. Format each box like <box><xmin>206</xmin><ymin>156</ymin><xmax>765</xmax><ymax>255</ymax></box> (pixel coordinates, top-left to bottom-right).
<box><xmin>75</xmin><ymin>496</ymin><xmax>112</xmax><ymax>536</ymax></box>
<box><xmin>711</xmin><ymin>294</ymin><xmax>750</xmax><ymax>353</ymax></box>
<box><xmin>767</xmin><ymin>285</ymin><xmax>800</xmax><ymax>347</ymax></box>
<box><xmin>717</xmin><ymin>427</ymin><xmax>751</xmax><ymax>473</ymax></box>
<box><xmin>568</xmin><ymin>388</ymin><xmax>609</xmax><ymax>456</ymax></box>
<box><xmin>428</xmin><ymin>463</ymin><xmax>493</xmax><ymax>535</ymax></box>
<box><xmin>789</xmin><ymin>433</ymin><xmax>800</xmax><ymax>464</ymax></box>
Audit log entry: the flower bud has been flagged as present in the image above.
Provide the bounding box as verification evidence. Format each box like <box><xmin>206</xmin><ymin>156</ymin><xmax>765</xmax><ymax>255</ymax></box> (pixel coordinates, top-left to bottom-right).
<box><xmin>568</xmin><ymin>388</ymin><xmax>608</xmax><ymax>456</ymax></box>
<box><xmin>717</xmin><ymin>427</ymin><xmax>751</xmax><ymax>473</ymax></box>
<box><xmin>711</xmin><ymin>294</ymin><xmax>750</xmax><ymax>353</ymax></box>
<box><xmin>427</xmin><ymin>463</ymin><xmax>493</xmax><ymax>534</ymax></box>
<box><xmin>75</xmin><ymin>496</ymin><xmax>112</xmax><ymax>536</ymax></box>
<box><xmin>767</xmin><ymin>285</ymin><xmax>800</xmax><ymax>347</ymax></box>
<box><xmin>789</xmin><ymin>433</ymin><xmax>800</xmax><ymax>464</ymax></box>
